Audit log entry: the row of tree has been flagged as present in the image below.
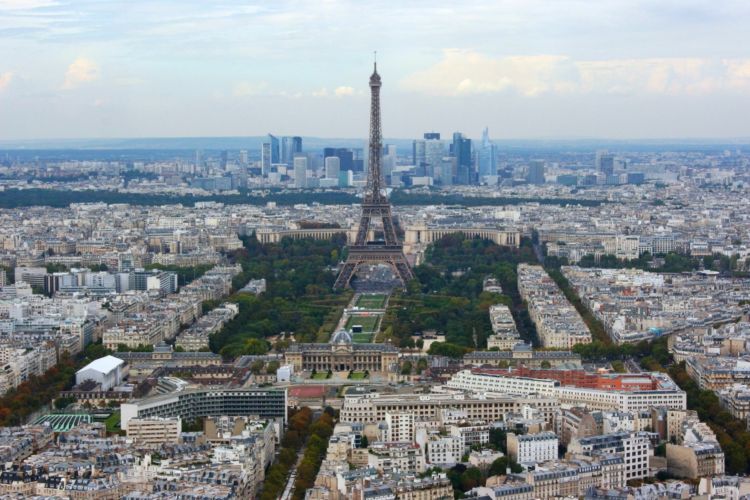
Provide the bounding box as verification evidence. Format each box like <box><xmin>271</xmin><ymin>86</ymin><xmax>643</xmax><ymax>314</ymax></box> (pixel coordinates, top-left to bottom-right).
<box><xmin>292</xmin><ymin>410</ymin><xmax>335</xmax><ymax>499</ymax></box>
<box><xmin>258</xmin><ymin>407</ymin><xmax>335</xmax><ymax>500</ymax></box>
<box><xmin>0</xmin><ymin>188</ymin><xmax>601</xmax><ymax>210</ymax></box>
<box><xmin>259</xmin><ymin>407</ymin><xmax>314</xmax><ymax>500</ymax></box>
<box><xmin>543</xmin><ymin>266</ymin><xmax>611</xmax><ymax>345</ymax></box>
<box><xmin>389</xmin><ymin>190</ymin><xmax>603</xmax><ymax>207</ymax></box>
<box><xmin>0</xmin><ymin>188</ymin><xmax>359</xmax><ymax>209</ymax></box>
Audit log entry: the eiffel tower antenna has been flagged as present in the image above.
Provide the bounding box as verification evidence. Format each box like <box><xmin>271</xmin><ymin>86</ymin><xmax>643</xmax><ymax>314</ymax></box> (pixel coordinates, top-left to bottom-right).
<box><xmin>333</xmin><ymin>60</ymin><xmax>414</xmax><ymax>290</ymax></box>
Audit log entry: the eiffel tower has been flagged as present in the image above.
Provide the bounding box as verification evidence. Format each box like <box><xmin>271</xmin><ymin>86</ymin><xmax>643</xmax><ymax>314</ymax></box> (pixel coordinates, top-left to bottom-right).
<box><xmin>333</xmin><ymin>60</ymin><xmax>414</xmax><ymax>289</ymax></box>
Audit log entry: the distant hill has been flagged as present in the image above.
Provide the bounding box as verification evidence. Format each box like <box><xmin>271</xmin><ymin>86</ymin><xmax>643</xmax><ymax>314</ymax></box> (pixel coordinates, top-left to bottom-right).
<box><xmin>0</xmin><ymin>136</ymin><xmax>748</xmax><ymax>154</ymax></box>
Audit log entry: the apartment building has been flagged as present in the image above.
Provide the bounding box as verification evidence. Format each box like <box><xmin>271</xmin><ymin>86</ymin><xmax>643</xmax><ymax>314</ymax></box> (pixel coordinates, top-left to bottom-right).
<box><xmin>126</xmin><ymin>417</ymin><xmax>181</xmax><ymax>446</ymax></box>
<box><xmin>340</xmin><ymin>392</ymin><xmax>559</xmax><ymax>427</ymax></box>
<box><xmin>368</xmin><ymin>442</ymin><xmax>426</xmax><ymax>474</ymax></box>
<box><xmin>568</xmin><ymin>431</ymin><xmax>652</xmax><ymax>481</ymax></box>
<box><xmin>507</xmin><ymin>432</ymin><xmax>558</xmax><ymax>465</ymax></box>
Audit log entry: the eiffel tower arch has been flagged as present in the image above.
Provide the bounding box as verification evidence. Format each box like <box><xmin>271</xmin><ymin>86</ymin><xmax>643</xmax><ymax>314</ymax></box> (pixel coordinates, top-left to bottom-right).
<box><xmin>334</xmin><ymin>61</ymin><xmax>414</xmax><ymax>290</ymax></box>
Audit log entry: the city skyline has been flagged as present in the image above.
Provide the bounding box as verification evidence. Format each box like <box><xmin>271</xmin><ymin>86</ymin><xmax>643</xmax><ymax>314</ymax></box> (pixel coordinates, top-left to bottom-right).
<box><xmin>1</xmin><ymin>0</ymin><xmax>750</xmax><ymax>140</ymax></box>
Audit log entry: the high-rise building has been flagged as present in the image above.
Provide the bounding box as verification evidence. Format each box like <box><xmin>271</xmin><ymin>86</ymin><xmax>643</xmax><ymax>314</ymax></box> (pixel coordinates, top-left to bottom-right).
<box><xmin>413</xmin><ymin>133</ymin><xmax>444</xmax><ymax>178</ymax></box>
<box><xmin>413</xmin><ymin>139</ymin><xmax>426</xmax><ymax>174</ymax></box>
<box><xmin>478</xmin><ymin>127</ymin><xmax>497</xmax><ymax>179</ymax></box>
<box><xmin>596</xmin><ymin>150</ymin><xmax>615</xmax><ymax>175</ymax></box>
<box><xmin>527</xmin><ymin>160</ymin><xmax>546</xmax><ymax>185</ymax></box>
<box><xmin>281</xmin><ymin>136</ymin><xmax>302</xmax><ymax>164</ymax></box>
<box><xmin>293</xmin><ymin>156</ymin><xmax>307</xmax><ymax>188</ymax></box>
<box><xmin>261</xmin><ymin>134</ymin><xmax>280</xmax><ymax>176</ymax></box>
<box><xmin>452</xmin><ymin>132</ymin><xmax>472</xmax><ymax>184</ymax></box>
<box><xmin>383</xmin><ymin>144</ymin><xmax>396</xmax><ymax>184</ymax></box>
<box><xmin>239</xmin><ymin>150</ymin><xmax>248</xmax><ymax>166</ymax></box>
<box><xmin>324</xmin><ymin>156</ymin><xmax>340</xmax><ymax>180</ymax></box>
<box><xmin>438</xmin><ymin>157</ymin><xmax>453</xmax><ymax>186</ymax></box>
<box><xmin>324</xmin><ymin>147</ymin><xmax>355</xmax><ymax>172</ymax></box>
<box><xmin>425</xmin><ymin>139</ymin><xmax>446</xmax><ymax>180</ymax></box>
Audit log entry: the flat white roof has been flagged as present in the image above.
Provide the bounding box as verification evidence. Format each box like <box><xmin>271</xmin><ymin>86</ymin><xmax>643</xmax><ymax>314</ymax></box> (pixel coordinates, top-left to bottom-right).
<box><xmin>77</xmin><ymin>355</ymin><xmax>124</xmax><ymax>375</ymax></box>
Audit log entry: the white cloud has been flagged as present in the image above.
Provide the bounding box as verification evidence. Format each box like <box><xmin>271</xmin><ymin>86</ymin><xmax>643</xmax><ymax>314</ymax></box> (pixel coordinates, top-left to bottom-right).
<box><xmin>312</xmin><ymin>88</ymin><xmax>328</xmax><ymax>97</ymax></box>
<box><xmin>233</xmin><ymin>81</ymin><xmax>269</xmax><ymax>97</ymax></box>
<box><xmin>401</xmin><ymin>50</ymin><xmax>750</xmax><ymax>97</ymax></box>
<box><xmin>334</xmin><ymin>85</ymin><xmax>355</xmax><ymax>96</ymax></box>
<box><xmin>0</xmin><ymin>0</ymin><xmax>57</xmax><ymax>10</ymax></box>
<box><xmin>0</xmin><ymin>72</ymin><xmax>13</xmax><ymax>92</ymax></box>
<box><xmin>62</xmin><ymin>58</ymin><xmax>99</xmax><ymax>89</ymax></box>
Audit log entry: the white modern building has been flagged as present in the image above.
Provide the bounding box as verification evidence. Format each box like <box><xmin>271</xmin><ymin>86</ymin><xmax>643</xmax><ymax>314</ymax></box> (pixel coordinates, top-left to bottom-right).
<box><xmin>276</xmin><ymin>364</ymin><xmax>293</xmax><ymax>383</ymax></box>
<box><xmin>447</xmin><ymin>369</ymin><xmax>558</xmax><ymax>396</ymax></box>
<box><xmin>75</xmin><ymin>355</ymin><xmax>125</xmax><ymax>391</ymax></box>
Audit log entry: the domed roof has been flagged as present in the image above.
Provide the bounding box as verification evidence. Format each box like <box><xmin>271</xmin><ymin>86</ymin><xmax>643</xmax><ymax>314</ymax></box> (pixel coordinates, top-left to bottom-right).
<box><xmin>331</xmin><ymin>330</ymin><xmax>353</xmax><ymax>344</ymax></box>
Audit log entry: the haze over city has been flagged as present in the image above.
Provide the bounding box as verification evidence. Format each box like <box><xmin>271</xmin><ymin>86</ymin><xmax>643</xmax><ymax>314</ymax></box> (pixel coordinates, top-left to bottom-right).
<box><xmin>2</xmin><ymin>0</ymin><xmax>750</xmax><ymax>140</ymax></box>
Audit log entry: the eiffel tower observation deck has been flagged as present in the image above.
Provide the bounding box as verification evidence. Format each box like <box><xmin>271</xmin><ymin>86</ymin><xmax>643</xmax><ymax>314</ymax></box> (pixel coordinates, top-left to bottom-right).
<box><xmin>333</xmin><ymin>61</ymin><xmax>414</xmax><ymax>290</ymax></box>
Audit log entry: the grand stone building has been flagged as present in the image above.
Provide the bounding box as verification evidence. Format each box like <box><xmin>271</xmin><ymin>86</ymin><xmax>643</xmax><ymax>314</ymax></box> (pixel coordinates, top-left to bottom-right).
<box><xmin>284</xmin><ymin>331</ymin><xmax>398</xmax><ymax>372</ymax></box>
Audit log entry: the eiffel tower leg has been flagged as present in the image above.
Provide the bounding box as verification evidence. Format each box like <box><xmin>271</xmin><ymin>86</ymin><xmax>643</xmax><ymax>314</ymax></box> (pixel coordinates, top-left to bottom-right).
<box><xmin>334</xmin><ymin>261</ymin><xmax>359</xmax><ymax>289</ymax></box>
<box><xmin>381</xmin><ymin>214</ymin><xmax>399</xmax><ymax>246</ymax></box>
<box><xmin>390</xmin><ymin>256</ymin><xmax>414</xmax><ymax>288</ymax></box>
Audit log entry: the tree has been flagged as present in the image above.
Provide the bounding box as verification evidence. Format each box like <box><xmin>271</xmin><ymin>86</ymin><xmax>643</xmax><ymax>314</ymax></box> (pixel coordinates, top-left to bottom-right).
<box><xmin>266</xmin><ymin>360</ymin><xmax>280</xmax><ymax>374</ymax></box>
<box><xmin>244</xmin><ymin>338</ymin><xmax>270</xmax><ymax>355</ymax></box>
<box><xmin>54</xmin><ymin>396</ymin><xmax>75</xmax><ymax>410</ymax></box>
<box><xmin>401</xmin><ymin>360</ymin><xmax>413</xmax><ymax>375</ymax></box>
<box><xmin>427</xmin><ymin>342</ymin><xmax>468</xmax><ymax>358</ymax></box>
<box><xmin>489</xmin><ymin>428</ymin><xmax>508</xmax><ymax>453</ymax></box>
<box><xmin>359</xmin><ymin>435</ymin><xmax>369</xmax><ymax>449</ymax></box>
<box><xmin>250</xmin><ymin>360</ymin><xmax>265</xmax><ymax>374</ymax></box>
<box><xmin>489</xmin><ymin>456</ymin><xmax>522</xmax><ymax>476</ymax></box>
<box><xmin>460</xmin><ymin>467</ymin><xmax>484</xmax><ymax>491</ymax></box>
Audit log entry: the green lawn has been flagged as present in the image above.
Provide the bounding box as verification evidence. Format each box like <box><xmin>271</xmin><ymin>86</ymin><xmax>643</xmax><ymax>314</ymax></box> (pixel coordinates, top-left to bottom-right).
<box><xmin>104</xmin><ymin>411</ymin><xmax>122</xmax><ymax>434</ymax></box>
<box><xmin>352</xmin><ymin>333</ymin><xmax>373</xmax><ymax>343</ymax></box>
<box><xmin>349</xmin><ymin>371</ymin><xmax>368</xmax><ymax>379</ymax></box>
<box><xmin>345</xmin><ymin>314</ymin><xmax>380</xmax><ymax>333</ymax></box>
<box><xmin>356</xmin><ymin>294</ymin><xmax>387</xmax><ymax>309</ymax></box>
<box><xmin>312</xmin><ymin>372</ymin><xmax>330</xmax><ymax>379</ymax></box>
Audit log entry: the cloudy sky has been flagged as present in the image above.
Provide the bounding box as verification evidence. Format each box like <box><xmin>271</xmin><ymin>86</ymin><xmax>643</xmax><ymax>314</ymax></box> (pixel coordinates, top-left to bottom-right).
<box><xmin>1</xmin><ymin>0</ymin><xmax>749</xmax><ymax>140</ymax></box>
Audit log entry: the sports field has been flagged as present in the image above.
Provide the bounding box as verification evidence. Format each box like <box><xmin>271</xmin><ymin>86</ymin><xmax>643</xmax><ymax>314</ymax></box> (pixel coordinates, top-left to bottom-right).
<box><xmin>356</xmin><ymin>294</ymin><xmax>387</xmax><ymax>309</ymax></box>
<box><xmin>345</xmin><ymin>314</ymin><xmax>380</xmax><ymax>333</ymax></box>
<box><xmin>352</xmin><ymin>332</ymin><xmax>373</xmax><ymax>343</ymax></box>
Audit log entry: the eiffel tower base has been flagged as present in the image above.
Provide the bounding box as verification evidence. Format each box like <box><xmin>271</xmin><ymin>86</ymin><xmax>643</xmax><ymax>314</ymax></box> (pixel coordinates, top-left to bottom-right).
<box><xmin>334</xmin><ymin>248</ymin><xmax>414</xmax><ymax>289</ymax></box>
